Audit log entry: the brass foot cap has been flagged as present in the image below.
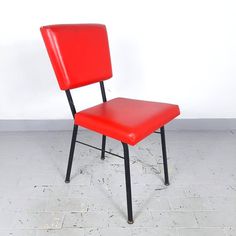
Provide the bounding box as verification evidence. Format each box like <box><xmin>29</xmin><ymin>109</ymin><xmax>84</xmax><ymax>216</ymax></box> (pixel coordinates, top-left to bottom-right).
<box><xmin>128</xmin><ymin>220</ymin><xmax>134</xmax><ymax>224</ymax></box>
<box><xmin>65</xmin><ymin>180</ymin><xmax>70</xmax><ymax>183</ymax></box>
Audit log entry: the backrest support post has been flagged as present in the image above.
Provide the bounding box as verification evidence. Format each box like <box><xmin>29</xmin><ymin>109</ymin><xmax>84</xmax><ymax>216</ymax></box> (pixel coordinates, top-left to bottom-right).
<box><xmin>65</xmin><ymin>90</ymin><xmax>76</xmax><ymax>117</ymax></box>
<box><xmin>100</xmin><ymin>81</ymin><xmax>107</xmax><ymax>102</ymax></box>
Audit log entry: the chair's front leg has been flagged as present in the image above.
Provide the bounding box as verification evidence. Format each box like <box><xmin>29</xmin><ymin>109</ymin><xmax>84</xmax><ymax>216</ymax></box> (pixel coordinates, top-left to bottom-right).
<box><xmin>101</xmin><ymin>135</ymin><xmax>106</xmax><ymax>160</ymax></box>
<box><xmin>160</xmin><ymin>126</ymin><xmax>170</xmax><ymax>186</ymax></box>
<box><xmin>122</xmin><ymin>142</ymin><xmax>134</xmax><ymax>224</ymax></box>
<box><xmin>65</xmin><ymin>125</ymin><xmax>78</xmax><ymax>183</ymax></box>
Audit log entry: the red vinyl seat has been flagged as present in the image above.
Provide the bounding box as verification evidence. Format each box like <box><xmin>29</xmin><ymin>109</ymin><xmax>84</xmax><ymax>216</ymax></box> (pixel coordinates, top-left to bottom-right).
<box><xmin>75</xmin><ymin>97</ymin><xmax>179</xmax><ymax>145</ymax></box>
<box><xmin>40</xmin><ymin>24</ymin><xmax>180</xmax><ymax>224</ymax></box>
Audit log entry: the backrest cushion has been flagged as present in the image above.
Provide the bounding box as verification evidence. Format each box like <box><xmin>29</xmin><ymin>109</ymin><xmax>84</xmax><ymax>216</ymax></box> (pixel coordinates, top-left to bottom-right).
<box><xmin>40</xmin><ymin>24</ymin><xmax>112</xmax><ymax>90</ymax></box>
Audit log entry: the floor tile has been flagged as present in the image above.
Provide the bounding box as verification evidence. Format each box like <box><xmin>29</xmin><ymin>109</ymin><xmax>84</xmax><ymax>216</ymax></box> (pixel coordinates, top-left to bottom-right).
<box><xmin>178</xmin><ymin>228</ymin><xmax>226</xmax><ymax>236</ymax></box>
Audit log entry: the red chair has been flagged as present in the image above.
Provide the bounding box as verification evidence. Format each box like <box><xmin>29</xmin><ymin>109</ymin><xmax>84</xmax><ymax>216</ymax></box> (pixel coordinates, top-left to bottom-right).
<box><xmin>40</xmin><ymin>24</ymin><xmax>180</xmax><ymax>224</ymax></box>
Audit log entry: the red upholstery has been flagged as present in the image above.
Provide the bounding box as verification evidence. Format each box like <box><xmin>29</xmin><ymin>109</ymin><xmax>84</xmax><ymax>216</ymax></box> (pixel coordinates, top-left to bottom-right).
<box><xmin>75</xmin><ymin>98</ymin><xmax>180</xmax><ymax>145</ymax></box>
<box><xmin>40</xmin><ymin>24</ymin><xmax>112</xmax><ymax>90</ymax></box>
<box><xmin>40</xmin><ymin>24</ymin><xmax>180</xmax><ymax>145</ymax></box>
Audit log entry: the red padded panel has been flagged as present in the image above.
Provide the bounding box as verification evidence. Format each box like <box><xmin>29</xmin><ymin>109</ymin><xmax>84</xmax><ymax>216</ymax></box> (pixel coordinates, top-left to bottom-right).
<box><xmin>40</xmin><ymin>24</ymin><xmax>112</xmax><ymax>90</ymax></box>
<box><xmin>75</xmin><ymin>98</ymin><xmax>180</xmax><ymax>145</ymax></box>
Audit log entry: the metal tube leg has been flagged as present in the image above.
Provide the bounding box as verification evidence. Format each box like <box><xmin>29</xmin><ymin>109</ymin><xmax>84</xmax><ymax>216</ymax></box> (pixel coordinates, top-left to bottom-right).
<box><xmin>160</xmin><ymin>126</ymin><xmax>170</xmax><ymax>186</ymax></box>
<box><xmin>122</xmin><ymin>142</ymin><xmax>134</xmax><ymax>224</ymax></box>
<box><xmin>65</xmin><ymin>125</ymin><xmax>78</xmax><ymax>183</ymax></box>
<box><xmin>101</xmin><ymin>135</ymin><xmax>106</xmax><ymax>160</ymax></box>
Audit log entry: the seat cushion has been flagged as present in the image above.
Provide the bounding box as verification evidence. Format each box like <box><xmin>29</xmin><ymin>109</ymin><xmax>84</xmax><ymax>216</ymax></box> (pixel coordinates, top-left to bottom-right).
<box><xmin>74</xmin><ymin>98</ymin><xmax>180</xmax><ymax>145</ymax></box>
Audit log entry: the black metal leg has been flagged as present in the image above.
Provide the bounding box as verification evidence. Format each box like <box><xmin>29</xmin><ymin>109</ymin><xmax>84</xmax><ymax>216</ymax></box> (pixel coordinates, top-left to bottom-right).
<box><xmin>65</xmin><ymin>125</ymin><xmax>78</xmax><ymax>183</ymax></box>
<box><xmin>101</xmin><ymin>135</ymin><xmax>106</xmax><ymax>160</ymax></box>
<box><xmin>122</xmin><ymin>142</ymin><xmax>133</xmax><ymax>224</ymax></box>
<box><xmin>160</xmin><ymin>126</ymin><xmax>170</xmax><ymax>186</ymax></box>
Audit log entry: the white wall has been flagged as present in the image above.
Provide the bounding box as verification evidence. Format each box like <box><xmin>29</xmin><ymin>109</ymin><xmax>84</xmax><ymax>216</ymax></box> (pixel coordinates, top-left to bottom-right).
<box><xmin>0</xmin><ymin>0</ymin><xmax>236</xmax><ymax>119</ymax></box>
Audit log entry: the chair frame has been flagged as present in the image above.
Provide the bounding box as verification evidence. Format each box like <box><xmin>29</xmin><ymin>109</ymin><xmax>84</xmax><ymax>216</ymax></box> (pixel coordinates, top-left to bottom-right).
<box><xmin>64</xmin><ymin>81</ymin><xmax>170</xmax><ymax>224</ymax></box>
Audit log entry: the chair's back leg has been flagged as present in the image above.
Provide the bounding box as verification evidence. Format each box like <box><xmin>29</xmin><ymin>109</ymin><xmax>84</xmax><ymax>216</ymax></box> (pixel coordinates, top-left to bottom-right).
<box><xmin>101</xmin><ymin>135</ymin><xmax>106</xmax><ymax>160</ymax></box>
<box><xmin>99</xmin><ymin>82</ymin><xmax>107</xmax><ymax>161</ymax></box>
<box><xmin>160</xmin><ymin>126</ymin><xmax>170</xmax><ymax>186</ymax></box>
<box><xmin>122</xmin><ymin>142</ymin><xmax>134</xmax><ymax>224</ymax></box>
<box><xmin>65</xmin><ymin>125</ymin><xmax>78</xmax><ymax>183</ymax></box>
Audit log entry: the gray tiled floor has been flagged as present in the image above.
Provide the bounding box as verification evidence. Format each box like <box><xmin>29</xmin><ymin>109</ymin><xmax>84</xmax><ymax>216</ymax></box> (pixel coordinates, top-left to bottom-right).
<box><xmin>0</xmin><ymin>130</ymin><xmax>236</xmax><ymax>235</ymax></box>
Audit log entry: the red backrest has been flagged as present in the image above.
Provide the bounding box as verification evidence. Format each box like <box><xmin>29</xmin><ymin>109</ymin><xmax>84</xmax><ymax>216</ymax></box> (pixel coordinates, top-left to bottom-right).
<box><xmin>40</xmin><ymin>24</ymin><xmax>113</xmax><ymax>90</ymax></box>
